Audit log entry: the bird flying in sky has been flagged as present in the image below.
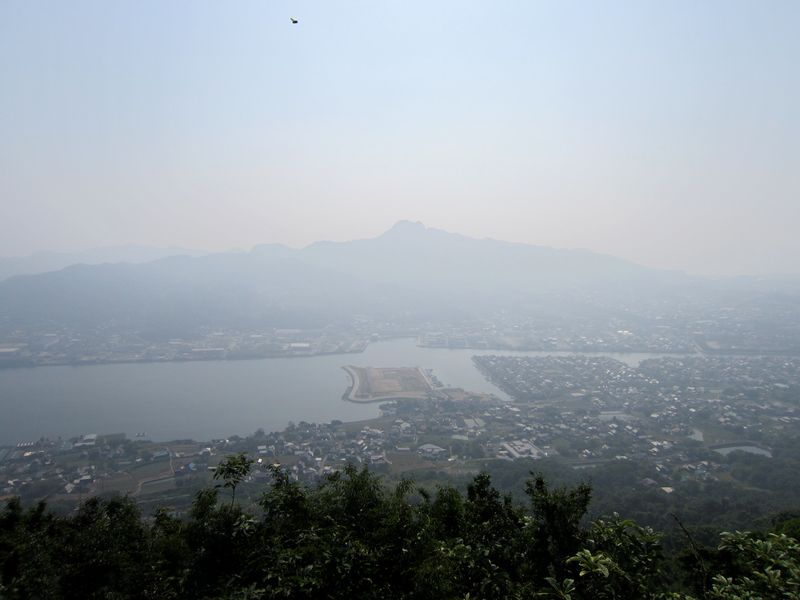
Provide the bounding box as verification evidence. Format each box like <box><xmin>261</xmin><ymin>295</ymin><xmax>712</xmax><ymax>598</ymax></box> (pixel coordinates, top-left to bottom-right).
<box><xmin>289</xmin><ymin>17</ymin><xmax>298</xmax><ymax>24</ymax></box>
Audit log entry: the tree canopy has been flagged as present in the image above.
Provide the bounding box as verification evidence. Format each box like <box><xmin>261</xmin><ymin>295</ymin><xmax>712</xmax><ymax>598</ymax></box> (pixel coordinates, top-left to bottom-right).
<box><xmin>1</xmin><ymin>461</ymin><xmax>798</xmax><ymax>599</ymax></box>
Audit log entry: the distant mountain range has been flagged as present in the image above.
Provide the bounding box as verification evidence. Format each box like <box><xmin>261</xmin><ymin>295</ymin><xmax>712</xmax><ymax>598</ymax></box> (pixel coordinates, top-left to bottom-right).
<box><xmin>270</xmin><ymin>220</ymin><xmax>690</xmax><ymax>290</ymax></box>
<box><xmin>0</xmin><ymin>222</ymin><xmax>708</xmax><ymax>334</ymax></box>
<box><xmin>0</xmin><ymin>245</ymin><xmax>206</xmax><ymax>281</ymax></box>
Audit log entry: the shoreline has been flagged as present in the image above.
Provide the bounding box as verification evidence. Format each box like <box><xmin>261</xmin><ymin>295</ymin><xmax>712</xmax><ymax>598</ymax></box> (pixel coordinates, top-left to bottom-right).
<box><xmin>6</xmin><ymin>339</ymin><xmax>800</xmax><ymax>372</ymax></box>
<box><xmin>341</xmin><ymin>365</ymin><xmax>437</xmax><ymax>403</ymax></box>
<box><xmin>0</xmin><ymin>336</ymin><xmax>714</xmax><ymax>373</ymax></box>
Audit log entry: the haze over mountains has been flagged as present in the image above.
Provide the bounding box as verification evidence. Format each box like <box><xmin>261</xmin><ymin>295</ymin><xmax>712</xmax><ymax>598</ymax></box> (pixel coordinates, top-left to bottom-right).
<box><xmin>0</xmin><ymin>245</ymin><xmax>206</xmax><ymax>282</ymax></box>
<box><xmin>0</xmin><ymin>221</ymin><xmax>750</xmax><ymax>335</ymax></box>
<box><xmin>261</xmin><ymin>220</ymin><xmax>688</xmax><ymax>288</ymax></box>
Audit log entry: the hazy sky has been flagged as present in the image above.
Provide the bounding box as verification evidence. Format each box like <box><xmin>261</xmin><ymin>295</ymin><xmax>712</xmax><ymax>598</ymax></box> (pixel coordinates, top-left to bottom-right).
<box><xmin>1</xmin><ymin>1</ymin><xmax>798</xmax><ymax>277</ymax></box>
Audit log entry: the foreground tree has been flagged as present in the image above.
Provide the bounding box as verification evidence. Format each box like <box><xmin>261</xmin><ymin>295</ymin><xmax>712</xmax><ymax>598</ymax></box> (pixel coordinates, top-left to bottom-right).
<box><xmin>707</xmin><ymin>531</ymin><xmax>800</xmax><ymax>599</ymax></box>
<box><xmin>1</xmin><ymin>461</ymin><xmax>799</xmax><ymax>599</ymax></box>
<box><xmin>213</xmin><ymin>451</ymin><xmax>255</xmax><ymax>506</ymax></box>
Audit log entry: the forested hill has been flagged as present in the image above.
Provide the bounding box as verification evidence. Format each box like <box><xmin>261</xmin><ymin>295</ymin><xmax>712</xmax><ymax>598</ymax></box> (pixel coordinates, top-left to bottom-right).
<box><xmin>1</xmin><ymin>459</ymin><xmax>798</xmax><ymax>599</ymax></box>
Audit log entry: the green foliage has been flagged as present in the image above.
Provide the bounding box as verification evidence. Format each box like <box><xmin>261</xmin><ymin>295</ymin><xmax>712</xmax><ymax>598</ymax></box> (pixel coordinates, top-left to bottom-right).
<box><xmin>525</xmin><ymin>473</ymin><xmax>592</xmax><ymax>584</ymax></box>
<box><xmin>561</xmin><ymin>515</ymin><xmax>665</xmax><ymax>599</ymax></box>
<box><xmin>1</xmin><ymin>458</ymin><xmax>799</xmax><ymax>599</ymax></box>
<box><xmin>706</xmin><ymin>532</ymin><xmax>800</xmax><ymax>599</ymax></box>
<box><xmin>778</xmin><ymin>518</ymin><xmax>800</xmax><ymax>540</ymax></box>
<box><xmin>214</xmin><ymin>452</ymin><xmax>255</xmax><ymax>506</ymax></box>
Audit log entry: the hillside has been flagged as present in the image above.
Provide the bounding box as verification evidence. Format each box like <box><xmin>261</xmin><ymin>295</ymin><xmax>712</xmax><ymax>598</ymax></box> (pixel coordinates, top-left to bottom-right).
<box><xmin>1</xmin><ymin>462</ymin><xmax>797</xmax><ymax>599</ymax></box>
<box><xmin>0</xmin><ymin>245</ymin><xmax>206</xmax><ymax>281</ymax></box>
<box><xmin>0</xmin><ymin>222</ymin><xmax>692</xmax><ymax>333</ymax></box>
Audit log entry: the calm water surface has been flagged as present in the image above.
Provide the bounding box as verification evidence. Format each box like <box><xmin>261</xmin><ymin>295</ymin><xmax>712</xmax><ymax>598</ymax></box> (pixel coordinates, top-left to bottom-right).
<box><xmin>0</xmin><ymin>338</ymin><xmax>683</xmax><ymax>444</ymax></box>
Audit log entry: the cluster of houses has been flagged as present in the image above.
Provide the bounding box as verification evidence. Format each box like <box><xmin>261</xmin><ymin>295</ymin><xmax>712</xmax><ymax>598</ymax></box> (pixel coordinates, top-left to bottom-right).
<box><xmin>3</xmin><ymin>354</ymin><xmax>797</xmax><ymax>504</ymax></box>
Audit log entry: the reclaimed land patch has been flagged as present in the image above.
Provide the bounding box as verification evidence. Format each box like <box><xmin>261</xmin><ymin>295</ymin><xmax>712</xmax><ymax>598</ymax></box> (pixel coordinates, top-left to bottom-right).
<box><xmin>342</xmin><ymin>365</ymin><xmax>438</xmax><ymax>403</ymax></box>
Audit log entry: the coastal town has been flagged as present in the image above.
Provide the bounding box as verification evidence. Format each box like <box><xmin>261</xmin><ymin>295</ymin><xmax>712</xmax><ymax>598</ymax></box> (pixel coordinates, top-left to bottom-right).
<box><xmin>2</xmin><ymin>352</ymin><xmax>798</xmax><ymax>512</ymax></box>
<box><xmin>2</xmin><ymin>290</ymin><xmax>800</xmax><ymax>368</ymax></box>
